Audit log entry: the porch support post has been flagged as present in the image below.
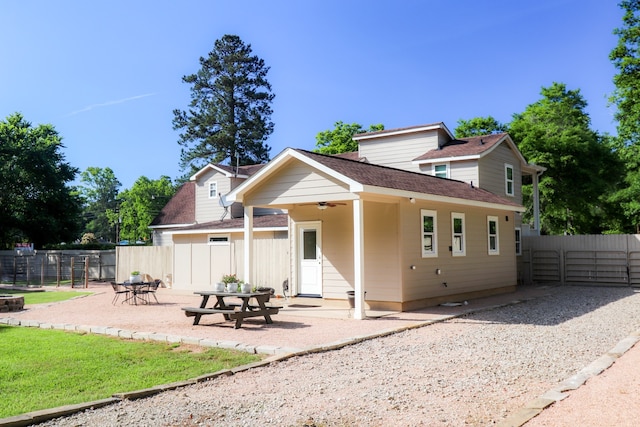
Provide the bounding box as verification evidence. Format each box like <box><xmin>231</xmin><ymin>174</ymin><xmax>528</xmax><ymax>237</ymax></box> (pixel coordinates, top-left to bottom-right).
<box><xmin>533</xmin><ymin>171</ymin><xmax>541</xmax><ymax>234</ymax></box>
<box><xmin>244</xmin><ymin>206</ymin><xmax>254</xmax><ymax>284</ymax></box>
<box><xmin>353</xmin><ymin>198</ymin><xmax>365</xmax><ymax>319</ymax></box>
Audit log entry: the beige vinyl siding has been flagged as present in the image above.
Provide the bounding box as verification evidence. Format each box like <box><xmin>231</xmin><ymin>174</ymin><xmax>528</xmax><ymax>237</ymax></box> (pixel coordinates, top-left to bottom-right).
<box><xmin>477</xmin><ymin>144</ymin><xmax>522</xmax><ymax>202</ymax></box>
<box><xmin>246</xmin><ymin>159</ymin><xmax>353</xmax><ymax>206</ymax></box>
<box><xmin>195</xmin><ymin>169</ymin><xmax>233</xmax><ymax>223</ymax></box>
<box><xmin>288</xmin><ymin>205</ymin><xmax>353</xmax><ymax>299</ymax></box>
<box><xmin>359</xmin><ymin>132</ymin><xmax>440</xmax><ymax>172</ymax></box>
<box><xmin>449</xmin><ymin>160</ymin><xmax>478</xmax><ymax>186</ymax></box>
<box><xmin>363</xmin><ymin>201</ymin><xmax>402</xmax><ymax>303</ymax></box>
<box><xmin>399</xmin><ymin>200</ymin><xmax>516</xmax><ymax>302</ymax></box>
<box><xmin>288</xmin><ymin>201</ymin><xmax>402</xmax><ymax>302</ymax></box>
<box><xmin>152</xmin><ymin>230</ymin><xmax>173</xmax><ymax>246</ymax></box>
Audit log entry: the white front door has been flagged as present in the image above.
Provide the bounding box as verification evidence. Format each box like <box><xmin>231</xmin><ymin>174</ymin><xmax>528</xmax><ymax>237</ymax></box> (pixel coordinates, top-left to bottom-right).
<box><xmin>298</xmin><ymin>222</ymin><xmax>322</xmax><ymax>296</ymax></box>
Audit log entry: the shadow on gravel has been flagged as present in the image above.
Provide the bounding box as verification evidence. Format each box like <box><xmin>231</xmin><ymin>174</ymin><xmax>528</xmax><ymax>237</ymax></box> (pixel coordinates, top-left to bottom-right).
<box><xmin>457</xmin><ymin>285</ymin><xmax>640</xmax><ymax>326</ymax></box>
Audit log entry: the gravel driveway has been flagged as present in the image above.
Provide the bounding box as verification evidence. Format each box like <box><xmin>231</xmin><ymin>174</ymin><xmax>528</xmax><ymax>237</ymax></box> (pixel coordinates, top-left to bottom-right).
<box><xmin>14</xmin><ymin>286</ymin><xmax>640</xmax><ymax>426</ymax></box>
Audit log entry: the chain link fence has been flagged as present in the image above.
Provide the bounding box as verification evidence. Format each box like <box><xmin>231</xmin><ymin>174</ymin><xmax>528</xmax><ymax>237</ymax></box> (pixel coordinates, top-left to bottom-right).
<box><xmin>0</xmin><ymin>250</ymin><xmax>115</xmax><ymax>287</ymax></box>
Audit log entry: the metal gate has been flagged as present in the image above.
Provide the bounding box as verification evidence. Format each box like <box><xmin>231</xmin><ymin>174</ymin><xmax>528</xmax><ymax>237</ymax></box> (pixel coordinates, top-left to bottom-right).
<box><xmin>564</xmin><ymin>251</ymin><xmax>628</xmax><ymax>286</ymax></box>
<box><xmin>531</xmin><ymin>250</ymin><xmax>561</xmax><ymax>283</ymax></box>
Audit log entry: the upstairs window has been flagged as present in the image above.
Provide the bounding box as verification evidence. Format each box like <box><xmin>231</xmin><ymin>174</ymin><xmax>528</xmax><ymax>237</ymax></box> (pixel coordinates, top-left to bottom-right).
<box><xmin>451</xmin><ymin>212</ymin><xmax>465</xmax><ymax>256</ymax></box>
<box><xmin>487</xmin><ymin>216</ymin><xmax>499</xmax><ymax>255</ymax></box>
<box><xmin>209</xmin><ymin>181</ymin><xmax>218</xmax><ymax>199</ymax></box>
<box><xmin>505</xmin><ymin>164</ymin><xmax>514</xmax><ymax>196</ymax></box>
<box><xmin>434</xmin><ymin>164</ymin><xmax>448</xmax><ymax>178</ymax></box>
<box><xmin>421</xmin><ymin>209</ymin><xmax>437</xmax><ymax>257</ymax></box>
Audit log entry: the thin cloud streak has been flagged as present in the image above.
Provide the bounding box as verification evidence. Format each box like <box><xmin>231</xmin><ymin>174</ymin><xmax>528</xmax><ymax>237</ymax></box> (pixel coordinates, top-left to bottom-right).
<box><xmin>67</xmin><ymin>93</ymin><xmax>156</xmax><ymax>116</ymax></box>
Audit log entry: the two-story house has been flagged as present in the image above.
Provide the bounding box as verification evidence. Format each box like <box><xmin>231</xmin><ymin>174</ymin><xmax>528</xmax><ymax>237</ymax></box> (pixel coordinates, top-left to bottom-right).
<box><xmin>150</xmin><ymin>121</ymin><xmax>543</xmax><ymax>317</ymax></box>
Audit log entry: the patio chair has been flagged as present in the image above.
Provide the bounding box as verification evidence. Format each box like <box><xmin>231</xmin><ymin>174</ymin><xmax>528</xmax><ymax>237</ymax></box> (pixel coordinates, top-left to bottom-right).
<box><xmin>140</xmin><ymin>279</ymin><xmax>160</xmax><ymax>304</ymax></box>
<box><xmin>110</xmin><ymin>281</ymin><xmax>130</xmax><ymax>305</ymax></box>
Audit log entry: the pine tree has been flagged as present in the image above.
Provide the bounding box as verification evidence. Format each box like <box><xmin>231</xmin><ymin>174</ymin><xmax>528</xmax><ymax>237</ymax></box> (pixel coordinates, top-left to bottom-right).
<box><xmin>173</xmin><ymin>34</ymin><xmax>275</xmax><ymax>174</ymax></box>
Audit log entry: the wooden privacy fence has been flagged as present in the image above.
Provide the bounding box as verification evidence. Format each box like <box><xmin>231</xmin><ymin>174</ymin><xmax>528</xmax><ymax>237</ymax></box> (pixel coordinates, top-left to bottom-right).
<box><xmin>521</xmin><ymin>235</ymin><xmax>640</xmax><ymax>286</ymax></box>
<box><xmin>0</xmin><ymin>250</ymin><xmax>115</xmax><ymax>287</ymax></box>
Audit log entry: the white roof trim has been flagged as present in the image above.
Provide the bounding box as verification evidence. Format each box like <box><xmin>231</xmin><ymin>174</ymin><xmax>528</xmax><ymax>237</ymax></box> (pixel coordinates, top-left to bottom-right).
<box><xmin>360</xmin><ymin>185</ymin><xmax>525</xmax><ymax>212</ymax></box>
<box><xmin>166</xmin><ymin>226</ymin><xmax>287</xmax><ymax>235</ymax></box>
<box><xmin>353</xmin><ymin>122</ymin><xmax>454</xmax><ymax>141</ymax></box>
<box><xmin>412</xmin><ymin>134</ymin><xmax>531</xmax><ymax>168</ymax></box>
<box><xmin>227</xmin><ymin>148</ymin><xmax>364</xmax><ymax>202</ymax></box>
<box><xmin>190</xmin><ymin>163</ymin><xmax>249</xmax><ymax>181</ymax></box>
<box><xmin>149</xmin><ymin>223</ymin><xmax>195</xmax><ymax>230</ymax></box>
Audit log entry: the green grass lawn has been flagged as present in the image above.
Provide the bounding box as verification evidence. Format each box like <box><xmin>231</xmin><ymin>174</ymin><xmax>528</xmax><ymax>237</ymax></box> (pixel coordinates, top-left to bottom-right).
<box><xmin>0</xmin><ymin>289</ymin><xmax>91</xmax><ymax>305</ymax></box>
<box><xmin>0</xmin><ymin>325</ymin><xmax>262</xmax><ymax>418</ymax></box>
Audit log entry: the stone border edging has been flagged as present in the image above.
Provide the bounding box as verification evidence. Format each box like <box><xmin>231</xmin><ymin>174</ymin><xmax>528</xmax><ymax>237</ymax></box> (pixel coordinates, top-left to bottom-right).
<box><xmin>0</xmin><ymin>294</ymin><xmax>564</xmax><ymax>427</ymax></box>
<box><xmin>495</xmin><ymin>329</ymin><xmax>640</xmax><ymax>427</ymax></box>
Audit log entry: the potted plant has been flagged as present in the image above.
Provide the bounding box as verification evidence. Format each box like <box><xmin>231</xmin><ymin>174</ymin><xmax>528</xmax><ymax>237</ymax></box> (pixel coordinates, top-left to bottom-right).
<box><xmin>221</xmin><ymin>274</ymin><xmax>239</xmax><ymax>292</ymax></box>
<box><xmin>130</xmin><ymin>271</ymin><xmax>142</xmax><ymax>283</ymax></box>
<box><xmin>240</xmin><ymin>282</ymin><xmax>253</xmax><ymax>293</ymax></box>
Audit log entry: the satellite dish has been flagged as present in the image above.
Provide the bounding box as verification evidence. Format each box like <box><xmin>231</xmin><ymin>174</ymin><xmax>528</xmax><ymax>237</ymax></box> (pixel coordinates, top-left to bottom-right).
<box><xmin>218</xmin><ymin>193</ymin><xmax>233</xmax><ymax>221</ymax></box>
<box><xmin>218</xmin><ymin>193</ymin><xmax>233</xmax><ymax>208</ymax></box>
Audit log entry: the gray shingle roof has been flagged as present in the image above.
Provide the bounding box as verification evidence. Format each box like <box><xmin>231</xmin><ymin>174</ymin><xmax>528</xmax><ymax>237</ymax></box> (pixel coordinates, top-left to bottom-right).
<box><xmin>294</xmin><ymin>148</ymin><xmax>522</xmax><ymax>209</ymax></box>
<box><xmin>413</xmin><ymin>133</ymin><xmax>507</xmax><ymax>161</ymax></box>
<box><xmin>176</xmin><ymin>213</ymin><xmax>288</xmax><ymax>231</ymax></box>
<box><xmin>150</xmin><ymin>182</ymin><xmax>195</xmax><ymax>226</ymax></box>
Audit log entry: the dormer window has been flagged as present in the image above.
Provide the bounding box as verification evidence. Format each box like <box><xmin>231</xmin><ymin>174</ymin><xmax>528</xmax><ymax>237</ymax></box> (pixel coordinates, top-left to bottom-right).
<box><xmin>209</xmin><ymin>181</ymin><xmax>218</xmax><ymax>199</ymax></box>
<box><xmin>434</xmin><ymin>164</ymin><xmax>448</xmax><ymax>178</ymax></box>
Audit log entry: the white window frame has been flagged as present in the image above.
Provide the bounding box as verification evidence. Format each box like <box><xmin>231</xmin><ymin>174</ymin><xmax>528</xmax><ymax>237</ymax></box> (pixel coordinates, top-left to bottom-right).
<box><xmin>515</xmin><ymin>227</ymin><xmax>522</xmax><ymax>256</ymax></box>
<box><xmin>207</xmin><ymin>234</ymin><xmax>230</xmax><ymax>245</ymax></box>
<box><xmin>487</xmin><ymin>216</ymin><xmax>499</xmax><ymax>255</ymax></box>
<box><xmin>209</xmin><ymin>181</ymin><xmax>218</xmax><ymax>199</ymax></box>
<box><xmin>421</xmin><ymin>209</ymin><xmax>437</xmax><ymax>258</ymax></box>
<box><xmin>505</xmin><ymin>164</ymin><xmax>514</xmax><ymax>197</ymax></box>
<box><xmin>434</xmin><ymin>163</ymin><xmax>449</xmax><ymax>178</ymax></box>
<box><xmin>451</xmin><ymin>212</ymin><xmax>466</xmax><ymax>256</ymax></box>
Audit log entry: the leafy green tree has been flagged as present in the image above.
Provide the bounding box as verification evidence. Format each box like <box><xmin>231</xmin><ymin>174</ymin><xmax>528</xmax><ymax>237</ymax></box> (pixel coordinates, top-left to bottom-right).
<box><xmin>609</xmin><ymin>0</ymin><xmax>640</xmax><ymax>232</ymax></box>
<box><xmin>454</xmin><ymin>116</ymin><xmax>508</xmax><ymax>138</ymax></box>
<box><xmin>111</xmin><ymin>176</ymin><xmax>175</xmax><ymax>243</ymax></box>
<box><xmin>77</xmin><ymin>167</ymin><xmax>121</xmax><ymax>241</ymax></box>
<box><xmin>509</xmin><ymin>83</ymin><xmax>621</xmax><ymax>235</ymax></box>
<box><xmin>173</xmin><ymin>34</ymin><xmax>275</xmax><ymax>176</ymax></box>
<box><xmin>314</xmin><ymin>121</ymin><xmax>384</xmax><ymax>154</ymax></box>
<box><xmin>0</xmin><ymin>113</ymin><xmax>82</xmax><ymax>248</ymax></box>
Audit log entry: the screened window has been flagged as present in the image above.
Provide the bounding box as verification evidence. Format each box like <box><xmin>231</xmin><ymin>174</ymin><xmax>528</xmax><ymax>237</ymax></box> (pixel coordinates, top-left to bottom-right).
<box><xmin>208</xmin><ymin>234</ymin><xmax>229</xmax><ymax>245</ymax></box>
<box><xmin>515</xmin><ymin>227</ymin><xmax>522</xmax><ymax>256</ymax></box>
<box><xmin>451</xmin><ymin>212</ymin><xmax>465</xmax><ymax>256</ymax></box>
<box><xmin>421</xmin><ymin>209</ymin><xmax>437</xmax><ymax>257</ymax></box>
<box><xmin>209</xmin><ymin>181</ymin><xmax>218</xmax><ymax>199</ymax></box>
<box><xmin>434</xmin><ymin>164</ymin><xmax>448</xmax><ymax>178</ymax></box>
<box><xmin>505</xmin><ymin>164</ymin><xmax>514</xmax><ymax>196</ymax></box>
<box><xmin>487</xmin><ymin>216</ymin><xmax>499</xmax><ymax>255</ymax></box>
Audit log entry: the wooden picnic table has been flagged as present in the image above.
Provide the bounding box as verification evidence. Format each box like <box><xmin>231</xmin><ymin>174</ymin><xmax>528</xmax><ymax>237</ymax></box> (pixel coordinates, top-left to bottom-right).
<box><xmin>182</xmin><ymin>290</ymin><xmax>281</xmax><ymax>329</ymax></box>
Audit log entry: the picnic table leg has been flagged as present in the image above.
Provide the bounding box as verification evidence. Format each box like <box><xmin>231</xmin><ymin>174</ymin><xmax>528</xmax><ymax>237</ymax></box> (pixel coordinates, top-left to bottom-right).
<box><xmin>254</xmin><ymin>295</ymin><xmax>274</xmax><ymax>324</ymax></box>
<box><xmin>192</xmin><ymin>295</ymin><xmax>211</xmax><ymax>325</ymax></box>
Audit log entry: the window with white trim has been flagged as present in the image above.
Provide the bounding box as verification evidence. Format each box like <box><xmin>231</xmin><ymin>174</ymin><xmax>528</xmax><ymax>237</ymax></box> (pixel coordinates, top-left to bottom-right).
<box><xmin>434</xmin><ymin>163</ymin><xmax>448</xmax><ymax>178</ymax></box>
<box><xmin>421</xmin><ymin>209</ymin><xmax>437</xmax><ymax>257</ymax></box>
<box><xmin>208</xmin><ymin>234</ymin><xmax>229</xmax><ymax>245</ymax></box>
<box><xmin>451</xmin><ymin>212</ymin><xmax>465</xmax><ymax>256</ymax></box>
<box><xmin>505</xmin><ymin>164</ymin><xmax>514</xmax><ymax>196</ymax></box>
<box><xmin>209</xmin><ymin>181</ymin><xmax>218</xmax><ymax>199</ymax></box>
<box><xmin>515</xmin><ymin>227</ymin><xmax>522</xmax><ymax>256</ymax></box>
<box><xmin>487</xmin><ymin>216</ymin><xmax>499</xmax><ymax>255</ymax></box>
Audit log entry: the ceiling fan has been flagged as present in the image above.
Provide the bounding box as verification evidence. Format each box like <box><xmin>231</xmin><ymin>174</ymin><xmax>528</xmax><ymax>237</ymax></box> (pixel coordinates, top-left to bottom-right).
<box><xmin>299</xmin><ymin>201</ymin><xmax>347</xmax><ymax>210</ymax></box>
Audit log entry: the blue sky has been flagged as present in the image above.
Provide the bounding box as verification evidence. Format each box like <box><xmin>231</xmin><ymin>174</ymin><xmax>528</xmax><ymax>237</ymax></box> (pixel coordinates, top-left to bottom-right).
<box><xmin>1</xmin><ymin>0</ymin><xmax>623</xmax><ymax>189</ymax></box>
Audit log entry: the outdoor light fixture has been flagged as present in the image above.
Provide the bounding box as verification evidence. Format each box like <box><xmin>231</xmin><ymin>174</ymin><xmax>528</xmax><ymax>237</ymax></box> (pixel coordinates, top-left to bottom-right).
<box><xmin>317</xmin><ymin>202</ymin><xmax>328</xmax><ymax>210</ymax></box>
<box><xmin>409</xmin><ymin>197</ymin><xmax>416</xmax><ymax>203</ymax></box>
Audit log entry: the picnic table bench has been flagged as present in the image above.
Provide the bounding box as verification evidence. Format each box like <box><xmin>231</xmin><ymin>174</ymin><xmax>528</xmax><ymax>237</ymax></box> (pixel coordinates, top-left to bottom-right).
<box><xmin>182</xmin><ymin>290</ymin><xmax>282</xmax><ymax>329</ymax></box>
